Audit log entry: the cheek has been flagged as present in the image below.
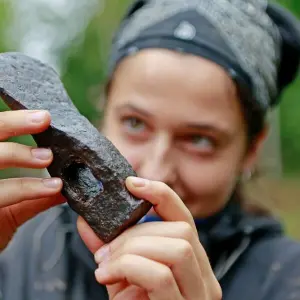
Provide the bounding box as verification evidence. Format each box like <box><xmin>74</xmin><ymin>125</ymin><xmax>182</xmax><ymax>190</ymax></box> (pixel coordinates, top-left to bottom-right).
<box><xmin>179</xmin><ymin>153</ymin><xmax>243</xmax><ymax>203</ymax></box>
<box><xmin>120</xmin><ymin>147</ymin><xmax>142</xmax><ymax>171</ymax></box>
<box><xmin>103</xmin><ymin>130</ymin><xmax>143</xmax><ymax>171</ymax></box>
<box><xmin>101</xmin><ymin>113</ymin><xmax>145</xmax><ymax>171</ymax></box>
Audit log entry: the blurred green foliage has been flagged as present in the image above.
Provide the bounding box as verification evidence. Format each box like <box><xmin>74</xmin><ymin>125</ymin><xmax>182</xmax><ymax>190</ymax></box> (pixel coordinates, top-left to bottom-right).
<box><xmin>59</xmin><ymin>0</ymin><xmax>133</xmax><ymax>123</ymax></box>
<box><xmin>276</xmin><ymin>1</ymin><xmax>300</xmax><ymax>175</ymax></box>
<box><xmin>278</xmin><ymin>0</ymin><xmax>300</xmax><ymax>17</ymax></box>
<box><xmin>0</xmin><ymin>1</ymin><xmax>13</xmax><ymax>53</ymax></box>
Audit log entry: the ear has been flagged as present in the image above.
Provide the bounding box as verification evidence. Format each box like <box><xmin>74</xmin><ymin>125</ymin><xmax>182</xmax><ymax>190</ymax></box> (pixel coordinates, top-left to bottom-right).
<box><xmin>242</xmin><ymin>125</ymin><xmax>269</xmax><ymax>174</ymax></box>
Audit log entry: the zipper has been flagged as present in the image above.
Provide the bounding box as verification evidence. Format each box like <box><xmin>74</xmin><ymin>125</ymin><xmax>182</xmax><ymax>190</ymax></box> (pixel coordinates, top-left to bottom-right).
<box><xmin>214</xmin><ymin>232</ymin><xmax>252</xmax><ymax>281</ymax></box>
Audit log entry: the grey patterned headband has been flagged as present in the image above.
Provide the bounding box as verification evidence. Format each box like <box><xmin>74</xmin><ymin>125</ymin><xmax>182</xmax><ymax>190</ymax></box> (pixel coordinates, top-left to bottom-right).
<box><xmin>108</xmin><ymin>0</ymin><xmax>285</xmax><ymax>112</ymax></box>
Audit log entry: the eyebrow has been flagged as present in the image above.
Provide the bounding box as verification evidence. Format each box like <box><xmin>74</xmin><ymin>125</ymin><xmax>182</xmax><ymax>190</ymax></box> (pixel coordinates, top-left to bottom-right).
<box><xmin>183</xmin><ymin>123</ymin><xmax>232</xmax><ymax>140</ymax></box>
<box><xmin>116</xmin><ymin>103</ymin><xmax>154</xmax><ymax>117</ymax></box>
<box><xmin>116</xmin><ymin>103</ymin><xmax>233</xmax><ymax>138</ymax></box>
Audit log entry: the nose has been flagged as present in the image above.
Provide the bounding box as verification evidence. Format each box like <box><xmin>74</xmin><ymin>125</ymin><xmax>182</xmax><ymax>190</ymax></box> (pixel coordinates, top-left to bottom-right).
<box><xmin>137</xmin><ymin>133</ymin><xmax>176</xmax><ymax>184</ymax></box>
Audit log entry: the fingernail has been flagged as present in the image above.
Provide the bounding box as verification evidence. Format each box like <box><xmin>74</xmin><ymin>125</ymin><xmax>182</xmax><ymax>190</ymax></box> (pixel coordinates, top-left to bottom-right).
<box><xmin>95</xmin><ymin>245</ymin><xmax>110</xmax><ymax>263</ymax></box>
<box><xmin>28</xmin><ymin>111</ymin><xmax>47</xmax><ymax>124</ymax></box>
<box><xmin>95</xmin><ymin>267</ymin><xmax>108</xmax><ymax>280</ymax></box>
<box><xmin>43</xmin><ymin>178</ymin><xmax>62</xmax><ymax>189</ymax></box>
<box><xmin>129</xmin><ymin>177</ymin><xmax>148</xmax><ymax>188</ymax></box>
<box><xmin>32</xmin><ymin>148</ymin><xmax>52</xmax><ymax>160</ymax></box>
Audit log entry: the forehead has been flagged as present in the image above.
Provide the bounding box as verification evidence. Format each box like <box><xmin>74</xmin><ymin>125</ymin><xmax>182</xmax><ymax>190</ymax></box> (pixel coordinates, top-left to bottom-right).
<box><xmin>109</xmin><ymin>49</ymin><xmax>245</xmax><ymax>132</ymax></box>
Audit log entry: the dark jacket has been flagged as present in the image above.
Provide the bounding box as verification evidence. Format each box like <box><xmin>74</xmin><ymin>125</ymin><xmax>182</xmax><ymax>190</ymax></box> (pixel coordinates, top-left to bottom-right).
<box><xmin>1</xmin><ymin>200</ymin><xmax>300</xmax><ymax>300</ymax></box>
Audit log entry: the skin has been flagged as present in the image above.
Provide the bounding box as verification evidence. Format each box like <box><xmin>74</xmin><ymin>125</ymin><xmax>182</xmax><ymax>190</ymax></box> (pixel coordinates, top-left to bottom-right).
<box><xmin>0</xmin><ymin>49</ymin><xmax>266</xmax><ymax>299</ymax></box>
<box><xmin>0</xmin><ymin>110</ymin><xmax>65</xmax><ymax>251</ymax></box>
<box><xmin>101</xmin><ymin>49</ymin><xmax>263</xmax><ymax>217</ymax></box>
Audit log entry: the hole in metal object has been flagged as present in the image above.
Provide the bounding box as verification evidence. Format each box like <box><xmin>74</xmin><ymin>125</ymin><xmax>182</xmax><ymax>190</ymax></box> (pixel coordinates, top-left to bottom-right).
<box><xmin>62</xmin><ymin>163</ymin><xmax>103</xmax><ymax>200</ymax></box>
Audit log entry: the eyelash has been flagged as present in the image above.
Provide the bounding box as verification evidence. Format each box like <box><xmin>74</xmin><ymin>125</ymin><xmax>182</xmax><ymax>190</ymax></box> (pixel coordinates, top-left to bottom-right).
<box><xmin>120</xmin><ymin>116</ymin><xmax>150</xmax><ymax>142</ymax></box>
<box><xmin>121</xmin><ymin>116</ymin><xmax>147</xmax><ymax>131</ymax></box>
<box><xmin>181</xmin><ymin>135</ymin><xmax>217</xmax><ymax>154</ymax></box>
<box><xmin>120</xmin><ymin>116</ymin><xmax>218</xmax><ymax>154</ymax></box>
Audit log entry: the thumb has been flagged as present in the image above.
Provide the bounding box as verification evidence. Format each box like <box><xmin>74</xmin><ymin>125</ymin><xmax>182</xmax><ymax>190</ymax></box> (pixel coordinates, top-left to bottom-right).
<box><xmin>77</xmin><ymin>216</ymin><xmax>105</xmax><ymax>254</ymax></box>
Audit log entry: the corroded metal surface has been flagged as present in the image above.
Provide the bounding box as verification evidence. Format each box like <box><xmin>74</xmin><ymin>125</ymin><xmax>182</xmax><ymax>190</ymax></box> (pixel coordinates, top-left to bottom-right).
<box><xmin>0</xmin><ymin>52</ymin><xmax>151</xmax><ymax>243</ymax></box>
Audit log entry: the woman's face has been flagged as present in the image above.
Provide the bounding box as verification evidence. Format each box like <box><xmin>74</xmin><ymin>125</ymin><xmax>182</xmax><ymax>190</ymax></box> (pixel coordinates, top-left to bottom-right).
<box><xmin>101</xmin><ymin>49</ymin><xmax>263</xmax><ymax>218</ymax></box>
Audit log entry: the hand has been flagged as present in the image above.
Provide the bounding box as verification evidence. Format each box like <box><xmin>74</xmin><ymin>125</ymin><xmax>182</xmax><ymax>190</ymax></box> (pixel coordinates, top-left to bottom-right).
<box><xmin>0</xmin><ymin>110</ymin><xmax>65</xmax><ymax>251</ymax></box>
<box><xmin>77</xmin><ymin>177</ymin><xmax>222</xmax><ymax>300</ymax></box>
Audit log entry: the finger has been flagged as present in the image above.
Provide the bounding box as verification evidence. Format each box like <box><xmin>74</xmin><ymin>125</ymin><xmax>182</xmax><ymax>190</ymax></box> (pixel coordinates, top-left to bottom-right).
<box><xmin>77</xmin><ymin>214</ymin><xmax>138</xmax><ymax>298</ymax></box>
<box><xmin>0</xmin><ymin>177</ymin><xmax>63</xmax><ymax>208</ymax></box>
<box><xmin>77</xmin><ymin>216</ymin><xmax>104</xmax><ymax>253</ymax></box>
<box><xmin>95</xmin><ymin>221</ymin><xmax>214</xmax><ymax>287</ymax></box>
<box><xmin>0</xmin><ymin>110</ymin><xmax>51</xmax><ymax>141</ymax></box>
<box><xmin>95</xmin><ymin>222</ymin><xmax>198</xmax><ymax>262</ymax></box>
<box><xmin>0</xmin><ymin>194</ymin><xmax>66</xmax><ymax>251</ymax></box>
<box><xmin>125</xmin><ymin>177</ymin><xmax>217</xmax><ymax>282</ymax></box>
<box><xmin>106</xmin><ymin>282</ymin><xmax>131</xmax><ymax>299</ymax></box>
<box><xmin>113</xmin><ymin>285</ymin><xmax>148</xmax><ymax>300</ymax></box>
<box><xmin>79</xmin><ymin>177</ymin><xmax>197</xmax><ymax>253</ymax></box>
<box><xmin>7</xmin><ymin>193</ymin><xmax>66</xmax><ymax>227</ymax></box>
<box><xmin>126</xmin><ymin>177</ymin><xmax>196</xmax><ymax>232</ymax></box>
<box><xmin>99</xmin><ymin>236</ymin><xmax>206</xmax><ymax>300</ymax></box>
<box><xmin>0</xmin><ymin>143</ymin><xmax>53</xmax><ymax>169</ymax></box>
<box><xmin>95</xmin><ymin>254</ymin><xmax>183</xmax><ymax>300</ymax></box>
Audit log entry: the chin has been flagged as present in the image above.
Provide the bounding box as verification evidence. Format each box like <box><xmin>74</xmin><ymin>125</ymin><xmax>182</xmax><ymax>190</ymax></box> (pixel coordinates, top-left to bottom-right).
<box><xmin>190</xmin><ymin>200</ymin><xmax>228</xmax><ymax>219</ymax></box>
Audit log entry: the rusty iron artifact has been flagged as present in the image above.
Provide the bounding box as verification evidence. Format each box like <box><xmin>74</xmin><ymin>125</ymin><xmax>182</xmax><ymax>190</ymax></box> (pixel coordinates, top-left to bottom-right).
<box><xmin>0</xmin><ymin>52</ymin><xmax>152</xmax><ymax>243</ymax></box>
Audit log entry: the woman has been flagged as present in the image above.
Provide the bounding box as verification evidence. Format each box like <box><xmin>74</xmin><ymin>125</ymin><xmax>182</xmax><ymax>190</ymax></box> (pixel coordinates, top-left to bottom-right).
<box><xmin>1</xmin><ymin>1</ymin><xmax>300</xmax><ymax>299</ymax></box>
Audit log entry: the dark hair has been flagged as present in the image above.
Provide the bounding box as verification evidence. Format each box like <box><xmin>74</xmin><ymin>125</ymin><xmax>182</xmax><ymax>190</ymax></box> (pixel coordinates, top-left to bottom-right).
<box><xmin>236</xmin><ymin>1</ymin><xmax>300</xmax><ymax>215</ymax></box>
<box><xmin>244</xmin><ymin>105</ymin><xmax>265</xmax><ymax>147</ymax></box>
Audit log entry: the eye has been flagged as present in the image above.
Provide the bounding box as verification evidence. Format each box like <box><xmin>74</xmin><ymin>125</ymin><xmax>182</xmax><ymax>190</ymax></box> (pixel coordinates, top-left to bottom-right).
<box><xmin>122</xmin><ymin>117</ymin><xmax>147</xmax><ymax>133</ymax></box>
<box><xmin>191</xmin><ymin>135</ymin><xmax>214</xmax><ymax>148</ymax></box>
<box><xmin>181</xmin><ymin>134</ymin><xmax>216</xmax><ymax>154</ymax></box>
